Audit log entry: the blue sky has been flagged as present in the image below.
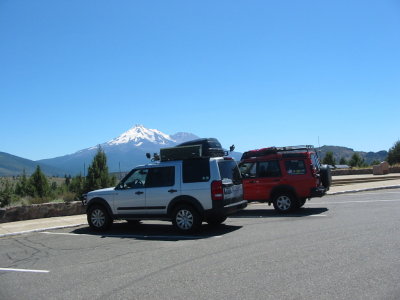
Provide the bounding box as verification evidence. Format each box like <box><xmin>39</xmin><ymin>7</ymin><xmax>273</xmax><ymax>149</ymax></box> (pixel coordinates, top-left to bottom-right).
<box><xmin>1</xmin><ymin>0</ymin><xmax>399</xmax><ymax>160</ymax></box>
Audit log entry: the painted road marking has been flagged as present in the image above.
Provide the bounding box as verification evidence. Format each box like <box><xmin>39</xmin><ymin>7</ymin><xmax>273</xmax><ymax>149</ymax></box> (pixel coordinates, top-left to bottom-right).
<box><xmin>41</xmin><ymin>232</ymin><xmax>222</xmax><ymax>239</ymax></box>
<box><xmin>0</xmin><ymin>268</ymin><xmax>49</xmax><ymax>273</ymax></box>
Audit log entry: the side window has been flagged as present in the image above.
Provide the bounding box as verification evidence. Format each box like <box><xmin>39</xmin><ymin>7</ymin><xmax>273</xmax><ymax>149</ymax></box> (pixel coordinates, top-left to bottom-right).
<box><xmin>258</xmin><ymin>160</ymin><xmax>281</xmax><ymax>177</ymax></box>
<box><xmin>183</xmin><ymin>158</ymin><xmax>210</xmax><ymax>183</ymax></box>
<box><xmin>121</xmin><ymin>169</ymin><xmax>148</xmax><ymax>189</ymax></box>
<box><xmin>146</xmin><ymin>167</ymin><xmax>175</xmax><ymax>188</ymax></box>
<box><xmin>239</xmin><ymin>162</ymin><xmax>256</xmax><ymax>178</ymax></box>
<box><xmin>285</xmin><ymin>160</ymin><xmax>306</xmax><ymax>175</ymax></box>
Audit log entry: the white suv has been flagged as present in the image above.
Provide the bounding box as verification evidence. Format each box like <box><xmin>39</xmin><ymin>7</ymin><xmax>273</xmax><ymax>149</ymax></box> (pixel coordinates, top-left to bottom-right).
<box><xmin>84</xmin><ymin>156</ymin><xmax>247</xmax><ymax>232</ymax></box>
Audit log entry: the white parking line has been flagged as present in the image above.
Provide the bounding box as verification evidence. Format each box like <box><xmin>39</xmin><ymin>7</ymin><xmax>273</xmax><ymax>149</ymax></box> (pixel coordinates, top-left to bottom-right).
<box><xmin>0</xmin><ymin>268</ymin><xmax>49</xmax><ymax>273</ymax></box>
<box><xmin>41</xmin><ymin>232</ymin><xmax>222</xmax><ymax>239</ymax></box>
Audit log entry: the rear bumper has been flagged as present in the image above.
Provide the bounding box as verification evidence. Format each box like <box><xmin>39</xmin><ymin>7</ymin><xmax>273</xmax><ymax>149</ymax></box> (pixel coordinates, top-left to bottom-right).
<box><xmin>310</xmin><ymin>186</ymin><xmax>328</xmax><ymax>198</ymax></box>
<box><xmin>205</xmin><ymin>200</ymin><xmax>248</xmax><ymax>218</ymax></box>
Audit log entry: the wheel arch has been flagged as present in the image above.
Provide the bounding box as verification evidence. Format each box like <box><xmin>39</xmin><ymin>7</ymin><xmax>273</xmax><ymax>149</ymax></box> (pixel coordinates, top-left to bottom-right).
<box><xmin>270</xmin><ymin>185</ymin><xmax>298</xmax><ymax>202</ymax></box>
<box><xmin>167</xmin><ymin>195</ymin><xmax>205</xmax><ymax>217</ymax></box>
<box><xmin>87</xmin><ymin>197</ymin><xmax>114</xmax><ymax>218</ymax></box>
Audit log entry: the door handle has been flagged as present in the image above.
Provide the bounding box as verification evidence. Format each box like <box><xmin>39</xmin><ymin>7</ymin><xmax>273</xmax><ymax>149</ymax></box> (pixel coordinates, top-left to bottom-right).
<box><xmin>168</xmin><ymin>189</ymin><xmax>177</xmax><ymax>193</ymax></box>
<box><xmin>135</xmin><ymin>191</ymin><xmax>144</xmax><ymax>195</ymax></box>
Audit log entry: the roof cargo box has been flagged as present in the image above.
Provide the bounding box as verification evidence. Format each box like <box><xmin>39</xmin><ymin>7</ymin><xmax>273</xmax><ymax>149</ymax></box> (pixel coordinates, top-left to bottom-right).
<box><xmin>160</xmin><ymin>145</ymin><xmax>202</xmax><ymax>161</ymax></box>
<box><xmin>177</xmin><ymin>138</ymin><xmax>225</xmax><ymax>157</ymax></box>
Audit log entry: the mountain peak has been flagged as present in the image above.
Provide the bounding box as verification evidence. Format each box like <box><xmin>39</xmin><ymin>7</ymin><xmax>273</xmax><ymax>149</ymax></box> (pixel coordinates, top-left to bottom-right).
<box><xmin>107</xmin><ymin>125</ymin><xmax>174</xmax><ymax>146</ymax></box>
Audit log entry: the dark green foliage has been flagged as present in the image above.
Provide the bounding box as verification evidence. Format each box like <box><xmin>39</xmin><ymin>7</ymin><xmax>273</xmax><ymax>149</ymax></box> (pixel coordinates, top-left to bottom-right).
<box><xmin>339</xmin><ymin>157</ymin><xmax>348</xmax><ymax>165</ymax></box>
<box><xmin>371</xmin><ymin>160</ymin><xmax>381</xmax><ymax>166</ymax></box>
<box><xmin>85</xmin><ymin>147</ymin><xmax>115</xmax><ymax>193</ymax></box>
<box><xmin>349</xmin><ymin>153</ymin><xmax>366</xmax><ymax>168</ymax></box>
<box><xmin>322</xmin><ymin>152</ymin><xmax>336</xmax><ymax>166</ymax></box>
<box><xmin>387</xmin><ymin>140</ymin><xmax>400</xmax><ymax>165</ymax></box>
<box><xmin>69</xmin><ymin>174</ymin><xmax>85</xmax><ymax>196</ymax></box>
<box><xmin>14</xmin><ymin>169</ymin><xmax>30</xmax><ymax>197</ymax></box>
<box><xmin>28</xmin><ymin>165</ymin><xmax>50</xmax><ymax>198</ymax></box>
<box><xmin>0</xmin><ymin>179</ymin><xmax>14</xmax><ymax>207</ymax></box>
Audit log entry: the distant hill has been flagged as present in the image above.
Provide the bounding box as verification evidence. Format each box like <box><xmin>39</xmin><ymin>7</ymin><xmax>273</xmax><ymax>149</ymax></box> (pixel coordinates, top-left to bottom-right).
<box><xmin>317</xmin><ymin>146</ymin><xmax>388</xmax><ymax>165</ymax></box>
<box><xmin>0</xmin><ymin>152</ymin><xmax>66</xmax><ymax>177</ymax></box>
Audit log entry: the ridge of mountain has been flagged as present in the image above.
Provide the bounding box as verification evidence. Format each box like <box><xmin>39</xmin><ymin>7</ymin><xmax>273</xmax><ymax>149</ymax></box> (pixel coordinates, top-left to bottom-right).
<box><xmin>0</xmin><ymin>152</ymin><xmax>65</xmax><ymax>176</ymax></box>
<box><xmin>317</xmin><ymin>145</ymin><xmax>388</xmax><ymax>164</ymax></box>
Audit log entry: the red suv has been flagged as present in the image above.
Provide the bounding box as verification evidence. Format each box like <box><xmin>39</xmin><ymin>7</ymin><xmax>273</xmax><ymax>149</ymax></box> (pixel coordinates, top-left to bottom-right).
<box><xmin>239</xmin><ymin>146</ymin><xmax>331</xmax><ymax>213</ymax></box>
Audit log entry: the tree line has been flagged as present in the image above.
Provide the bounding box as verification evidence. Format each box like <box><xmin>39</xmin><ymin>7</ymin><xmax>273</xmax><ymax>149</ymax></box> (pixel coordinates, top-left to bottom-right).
<box><xmin>322</xmin><ymin>140</ymin><xmax>400</xmax><ymax>168</ymax></box>
<box><xmin>0</xmin><ymin>147</ymin><xmax>116</xmax><ymax>208</ymax></box>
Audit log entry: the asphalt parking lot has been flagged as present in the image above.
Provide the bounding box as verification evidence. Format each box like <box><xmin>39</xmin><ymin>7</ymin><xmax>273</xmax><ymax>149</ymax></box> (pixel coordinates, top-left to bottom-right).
<box><xmin>1</xmin><ymin>189</ymin><xmax>400</xmax><ymax>300</ymax></box>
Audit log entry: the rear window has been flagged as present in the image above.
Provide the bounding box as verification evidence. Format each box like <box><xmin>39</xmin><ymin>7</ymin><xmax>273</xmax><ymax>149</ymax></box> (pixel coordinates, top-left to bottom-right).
<box><xmin>285</xmin><ymin>160</ymin><xmax>306</xmax><ymax>175</ymax></box>
<box><xmin>218</xmin><ymin>160</ymin><xmax>241</xmax><ymax>184</ymax></box>
<box><xmin>182</xmin><ymin>158</ymin><xmax>210</xmax><ymax>183</ymax></box>
<box><xmin>311</xmin><ymin>153</ymin><xmax>321</xmax><ymax>170</ymax></box>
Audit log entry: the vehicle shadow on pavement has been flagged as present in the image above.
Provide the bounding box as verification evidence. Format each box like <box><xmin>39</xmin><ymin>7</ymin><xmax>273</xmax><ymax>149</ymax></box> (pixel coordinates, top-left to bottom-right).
<box><xmin>72</xmin><ymin>222</ymin><xmax>242</xmax><ymax>241</ymax></box>
<box><xmin>231</xmin><ymin>207</ymin><xmax>328</xmax><ymax>218</ymax></box>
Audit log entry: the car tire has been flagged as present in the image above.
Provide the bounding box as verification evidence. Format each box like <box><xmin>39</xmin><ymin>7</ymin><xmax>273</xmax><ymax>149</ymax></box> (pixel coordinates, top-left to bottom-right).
<box><xmin>172</xmin><ymin>205</ymin><xmax>202</xmax><ymax>233</ymax></box>
<box><xmin>207</xmin><ymin>216</ymin><xmax>227</xmax><ymax>227</ymax></box>
<box><xmin>273</xmin><ymin>193</ymin><xmax>297</xmax><ymax>213</ymax></box>
<box><xmin>87</xmin><ymin>205</ymin><xmax>112</xmax><ymax>231</ymax></box>
<box><xmin>320</xmin><ymin>165</ymin><xmax>332</xmax><ymax>189</ymax></box>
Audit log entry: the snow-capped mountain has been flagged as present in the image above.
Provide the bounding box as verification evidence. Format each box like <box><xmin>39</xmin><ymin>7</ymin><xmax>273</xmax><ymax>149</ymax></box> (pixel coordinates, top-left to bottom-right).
<box><xmin>38</xmin><ymin>125</ymin><xmax>200</xmax><ymax>175</ymax></box>
<box><xmin>107</xmin><ymin>125</ymin><xmax>175</xmax><ymax>147</ymax></box>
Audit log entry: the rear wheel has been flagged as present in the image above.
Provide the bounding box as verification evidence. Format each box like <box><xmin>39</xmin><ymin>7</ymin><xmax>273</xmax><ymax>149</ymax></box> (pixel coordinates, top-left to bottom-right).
<box><xmin>172</xmin><ymin>205</ymin><xmax>202</xmax><ymax>233</ymax></box>
<box><xmin>87</xmin><ymin>205</ymin><xmax>112</xmax><ymax>231</ymax></box>
<box><xmin>273</xmin><ymin>193</ymin><xmax>297</xmax><ymax>213</ymax></box>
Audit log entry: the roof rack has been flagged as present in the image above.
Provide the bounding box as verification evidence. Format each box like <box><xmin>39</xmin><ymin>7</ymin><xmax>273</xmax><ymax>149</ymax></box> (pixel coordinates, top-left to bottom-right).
<box><xmin>241</xmin><ymin>145</ymin><xmax>316</xmax><ymax>160</ymax></box>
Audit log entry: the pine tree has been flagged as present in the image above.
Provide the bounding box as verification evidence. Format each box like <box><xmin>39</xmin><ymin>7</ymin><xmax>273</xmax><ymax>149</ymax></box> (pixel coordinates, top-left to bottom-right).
<box><xmin>29</xmin><ymin>165</ymin><xmax>50</xmax><ymax>198</ymax></box>
<box><xmin>0</xmin><ymin>179</ymin><xmax>13</xmax><ymax>207</ymax></box>
<box><xmin>15</xmin><ymin>169</ymin><xmax>30</xmax><ymax>197</ymax></box>
<box><xmin>387</xmin><ymin>140</ymin><xmax>400</xmax><ymax>165</ymax></box>
<box><xmin>322</xmin><ymin>152</ymin><xmax>336</xmax><ymax>166</ymax></box>
<box><xmin>349</xmin><ymin>153</ymin><xmax>365</xmax><ymax>168</ymax></box>
<box><xmin>85</xmin><ymin>146</ymin><xmax>115</xmax><ymax>193</ymax></box>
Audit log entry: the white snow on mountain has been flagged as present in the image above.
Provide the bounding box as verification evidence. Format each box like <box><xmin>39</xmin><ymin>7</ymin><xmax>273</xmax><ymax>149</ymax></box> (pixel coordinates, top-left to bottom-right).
<box><xmin>107</xmin><ymin>124</ymin><xmax>175</xmax><ymax>146</ymax></box>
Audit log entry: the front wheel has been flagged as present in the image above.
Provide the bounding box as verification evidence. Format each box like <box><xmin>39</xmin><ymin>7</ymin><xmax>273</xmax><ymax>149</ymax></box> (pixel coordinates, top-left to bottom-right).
<box><xmin>172</xmin><ymin>205</ymin><xmax>202</xmax><ymax>233</ymax></box>
<box><xmin>272</xmin><ymin>193</ymin><xmax>297</xmax><ymax>213</ymax></box>
<box><xmin>87</xmin><ymin>205</ymin><xmax>112</xmax><ymax>231</ymax></box>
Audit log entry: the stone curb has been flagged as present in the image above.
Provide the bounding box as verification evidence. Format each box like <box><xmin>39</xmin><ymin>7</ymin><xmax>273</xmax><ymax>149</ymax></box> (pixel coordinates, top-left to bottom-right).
<box><xmin>0</xmin><ymin>222</ymin><xmax>86</xmax><ymax>238</ymax></box>
<box><xmin>328</xmin><ymin>185</ymin><xmax>400</xmax><ymax>195</ymax></box>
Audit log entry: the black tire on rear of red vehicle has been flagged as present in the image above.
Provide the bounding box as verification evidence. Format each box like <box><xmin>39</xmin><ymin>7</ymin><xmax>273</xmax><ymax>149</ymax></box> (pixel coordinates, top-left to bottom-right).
<box><xmin>320</xmin><ymin>165</ymin><xmax>332</xmax><ymax>189</ymax></box>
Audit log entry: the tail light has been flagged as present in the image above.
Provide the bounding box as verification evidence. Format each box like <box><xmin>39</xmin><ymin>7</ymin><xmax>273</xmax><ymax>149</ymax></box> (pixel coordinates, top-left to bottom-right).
<box><xmin>211</xmin><ymin>180</ymin><xmax>224</xmax><ymax>200</ymax></box>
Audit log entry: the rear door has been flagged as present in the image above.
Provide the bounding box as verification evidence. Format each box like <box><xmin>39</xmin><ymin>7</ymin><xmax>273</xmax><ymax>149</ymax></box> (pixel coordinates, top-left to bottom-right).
<box><xmin>283</xmin><ymin>158</ymin><xmax>310</xmax><ymax>197</ymax></box>
<box><xmin>241</xmin><ymin>160</ymin><xmax>282</xmax><ymax>201</ymax></box>
<box><xmin>145</xmin><ymin>165</ymin><xmax>180</xmax><ymax>215</ymax></box>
